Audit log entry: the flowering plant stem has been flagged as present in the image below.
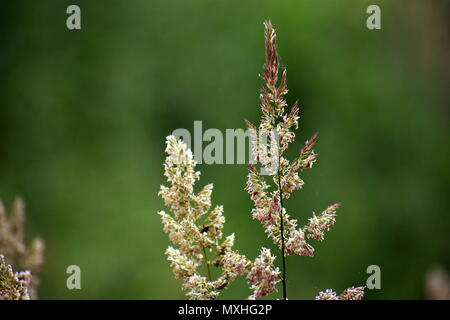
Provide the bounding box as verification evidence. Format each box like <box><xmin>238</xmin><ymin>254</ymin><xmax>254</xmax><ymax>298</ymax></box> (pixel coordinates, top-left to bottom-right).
<box><xmin>201</xmin><ymin>245</ymin><xmax>212</xmax><ymax>282</ymax></box>
<box><xmin>244</xmin><ymin>20</ymin><xmax>365</xmax><ymax>300</ymax></box>
<box><xmin>277</xmin><ymin>154</ymin><xmax>287</xmax><ymax>300</ymax></box>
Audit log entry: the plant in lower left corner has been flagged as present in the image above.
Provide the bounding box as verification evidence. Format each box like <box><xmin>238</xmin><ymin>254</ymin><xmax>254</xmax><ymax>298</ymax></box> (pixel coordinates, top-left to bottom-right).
<box><xmin>0</xmin><ymin>198</ymin><xmax>45</xmax><ymax>300</ymax></box>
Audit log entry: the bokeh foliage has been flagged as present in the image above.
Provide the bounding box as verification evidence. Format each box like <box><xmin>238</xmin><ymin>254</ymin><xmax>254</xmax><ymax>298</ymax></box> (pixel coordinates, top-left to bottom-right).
<box><xmin>0</xmin><ymin>0</ymin><xmax>448</xmax><ymax>299</ymax></box>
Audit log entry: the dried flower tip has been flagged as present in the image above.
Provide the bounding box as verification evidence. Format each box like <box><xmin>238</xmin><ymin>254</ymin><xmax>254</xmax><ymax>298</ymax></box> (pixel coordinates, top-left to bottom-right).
<box><xmin>263</xmin><ymin>21</ymin><xmax>279</xmax><ymax>94</ymax></box>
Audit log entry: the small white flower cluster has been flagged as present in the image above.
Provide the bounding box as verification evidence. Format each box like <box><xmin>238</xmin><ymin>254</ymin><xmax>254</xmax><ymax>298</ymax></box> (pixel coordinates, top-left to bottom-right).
<box><xmin>0</xmin><ymin>254</ymin><xmax>31</xmax><ymax>300</ymax></box>
<box><xmin>247</xmin><ymin>248</ymin><xmax>280</xmax><ymax>300</ymax></box>
<box><xmin>158</xmin><ymin>136</ymin><xmax>280</xmax><ymax>300</ymax></box>
<box><xmin>315</xmin><ymin>287</ymin><xmax>365</xmax><ymax>300</ymax></box>
<box><xmin>305</xmin><ymin>204</ymin><xmax>339</xmax><ymax>242</ymax></box>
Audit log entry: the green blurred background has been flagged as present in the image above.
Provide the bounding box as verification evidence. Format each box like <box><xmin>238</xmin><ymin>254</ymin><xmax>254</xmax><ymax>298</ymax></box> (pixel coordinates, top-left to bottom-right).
<box><xmin>0</xmin><ymin>0</ymin><xmax>449</xmax><ymax>299</ymax></box>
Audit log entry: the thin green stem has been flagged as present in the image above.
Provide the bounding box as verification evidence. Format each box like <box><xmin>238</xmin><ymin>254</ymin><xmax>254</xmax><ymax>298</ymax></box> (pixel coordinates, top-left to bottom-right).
<box><xmin>277</xmin><ymin>154</ymin><xmax>287</xmax><ymax>300</ymax></box>
<box><xmin>201</xmin><ymin>245</ymin><xmax>212</xmax><ymax>282</ymax></box>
